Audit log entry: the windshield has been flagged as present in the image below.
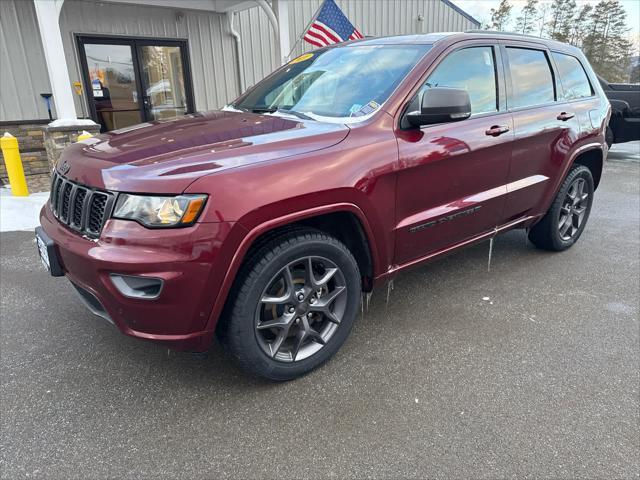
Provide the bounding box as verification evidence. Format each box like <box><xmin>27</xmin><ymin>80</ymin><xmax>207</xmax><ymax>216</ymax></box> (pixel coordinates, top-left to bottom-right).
<box><xmin>233</xmin><ymin>44</ymin><xmax>431</xmax><ymax>122</ymax></box>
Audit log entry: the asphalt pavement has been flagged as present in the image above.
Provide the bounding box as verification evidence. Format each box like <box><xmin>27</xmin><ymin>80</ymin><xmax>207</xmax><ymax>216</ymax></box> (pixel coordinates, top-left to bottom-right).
<box><xmin>1</xmin><ymin>143</ymin><xmax>639</xmax><ymax>479</ymax></box>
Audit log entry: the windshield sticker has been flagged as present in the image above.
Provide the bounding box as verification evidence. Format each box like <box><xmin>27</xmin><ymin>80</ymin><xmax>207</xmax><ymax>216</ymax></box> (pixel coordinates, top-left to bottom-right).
<box><xmin>289</xmin><ymin>53</ymin><xmax>314</xmax><ymax>64</ymax></box>
<box><xmin>350</xmin><ymin>100</ymin><xmax>380</xmax><ymax>117</ymax></box>
<box><xmin>349</xmin><ymin>104</ymin><xmax>363</xmax><ymax>114</ymax></box>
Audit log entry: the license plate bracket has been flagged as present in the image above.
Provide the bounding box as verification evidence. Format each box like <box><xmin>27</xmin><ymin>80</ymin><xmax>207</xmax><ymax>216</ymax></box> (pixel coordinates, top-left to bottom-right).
<box><xmin>35</xmin><ymin>227</ymin><xmax>64</xmax><ymax>277</ymax></box>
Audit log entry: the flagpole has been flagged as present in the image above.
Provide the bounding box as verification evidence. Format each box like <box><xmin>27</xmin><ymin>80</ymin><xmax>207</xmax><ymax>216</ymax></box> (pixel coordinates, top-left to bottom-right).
<box><xmin>286</xmin><ymin>0</ymin><xmax>325</xmax><ymax>61</ymax></box>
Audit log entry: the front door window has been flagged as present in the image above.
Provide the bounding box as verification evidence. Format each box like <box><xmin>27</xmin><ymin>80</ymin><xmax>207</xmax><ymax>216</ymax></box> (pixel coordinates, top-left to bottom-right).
<box><xmin>79</xmin><ymin>37</ymin><xmax>193</xmax><ymax>132</ymax></box>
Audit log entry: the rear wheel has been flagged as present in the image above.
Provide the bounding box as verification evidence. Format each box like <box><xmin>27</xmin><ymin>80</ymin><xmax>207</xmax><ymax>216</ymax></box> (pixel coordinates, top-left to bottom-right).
<box><xmin>528</xmin><ymin>165</ymin><xmax>594</xmax><ymax>251</ymax></box>
<box><xmin>218</xmin><ymin>229</ymin><xmax>361</xmax><ymax>381</ymax></box>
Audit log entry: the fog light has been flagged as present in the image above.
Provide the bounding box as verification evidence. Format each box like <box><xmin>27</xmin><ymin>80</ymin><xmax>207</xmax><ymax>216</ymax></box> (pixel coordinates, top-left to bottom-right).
<box><xmin>110</xmin><ymin>274</ymin><xmax>163</xmax><ymax>299</ymax></box>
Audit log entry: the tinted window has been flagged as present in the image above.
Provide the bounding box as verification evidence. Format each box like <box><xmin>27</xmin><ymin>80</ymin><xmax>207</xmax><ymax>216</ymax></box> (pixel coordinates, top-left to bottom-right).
<box><xmin>507</xmin><ymin>48</ymin><xmax>555</xmax><ymax>108</ymax></box>
<box><xmin>552</xmin><ymin>52</ymin><xmax>593</xmax><ymax>100</ymax></box>
<box><xmin>420</xmin><ymin>46</ymin><xmax>498</xmax><ymax>114</ymax></box>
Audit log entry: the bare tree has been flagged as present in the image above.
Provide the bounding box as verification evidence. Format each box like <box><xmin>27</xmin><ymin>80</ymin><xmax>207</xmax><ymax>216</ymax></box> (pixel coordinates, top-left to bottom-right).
<box><xmin>536</xmin><ymin>2</ymin><xmax>550</xmax><ymax>37</ymax></box>
<box><xmin>515</xmin><ymin>0</ymin><xmax>538</xmax><ymax>35</ymax></box>
<box><xmin>486</xmin><ymin>0</ymin><xmax>513</xmax><ymax>31</ymax></box>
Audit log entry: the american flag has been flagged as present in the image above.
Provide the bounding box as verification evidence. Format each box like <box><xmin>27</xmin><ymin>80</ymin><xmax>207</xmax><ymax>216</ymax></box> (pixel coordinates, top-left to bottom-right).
<box><xmin>303</xmin><ymin>0</ymin><xmax>363</xmax><ymax>48</ymax></box>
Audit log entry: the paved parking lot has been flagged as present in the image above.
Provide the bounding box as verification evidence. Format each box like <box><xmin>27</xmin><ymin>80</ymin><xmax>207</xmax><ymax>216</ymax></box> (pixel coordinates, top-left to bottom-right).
<box><xmin>1</xmin><ymin>144</ymin><xmax>638</xmax><ymax>479</ymax></box>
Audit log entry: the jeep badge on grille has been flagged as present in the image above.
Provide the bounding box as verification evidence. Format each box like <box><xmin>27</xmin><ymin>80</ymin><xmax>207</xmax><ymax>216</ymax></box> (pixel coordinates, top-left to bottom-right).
<box><xmin>58</xmin><ymin>158</ymin><xmax>71</xmax><ymax>175</ymax></box>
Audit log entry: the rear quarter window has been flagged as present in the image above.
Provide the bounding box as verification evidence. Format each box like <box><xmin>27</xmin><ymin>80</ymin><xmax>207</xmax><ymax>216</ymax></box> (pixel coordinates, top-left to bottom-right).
<box><xmin>551</xmin><ymin>52</ymin><xmax>593</xmax><ymax>100</ymax></box>
<box><xmin>506</xmin><ymin>47</ymin><xmax>555</xmax><ymax>109</ymax></box>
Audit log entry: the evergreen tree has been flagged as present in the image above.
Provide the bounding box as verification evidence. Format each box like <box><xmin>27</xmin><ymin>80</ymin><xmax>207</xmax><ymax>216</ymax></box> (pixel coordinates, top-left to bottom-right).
<box><xmin>582</xmin><ymin>0</ymin><xmax>633</xmax><ymax>82</ymax></box>
<box><xmin>547</xmin><ymin>0</ymin><xmax>577</xmax><ymax>42</ymax></box>
<box><xmin>486</xmin><ymin>0</ymin><xmax>513</xmax><ymax>31</ymax></box>
<box><xmin>515</xmin><ymin>0</ymin><xmax>538</xmax><ymax>35</ymax></box>
<box><xmin>569</xmin><ymin>4</ymin><xmax>594</xmax><ymax>47</ymax></box>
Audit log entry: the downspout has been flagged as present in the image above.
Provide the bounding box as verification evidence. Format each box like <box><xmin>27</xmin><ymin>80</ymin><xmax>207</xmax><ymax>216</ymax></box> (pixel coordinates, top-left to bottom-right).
<box><xmin>228</xmin><ymin>11</ymin><xmax>245</xmax><ymax>94</ymax></box>
<box><xmin>255</xmin><ymin>0</ymin><xmax>281</xmax><ymax>63</ymax></box>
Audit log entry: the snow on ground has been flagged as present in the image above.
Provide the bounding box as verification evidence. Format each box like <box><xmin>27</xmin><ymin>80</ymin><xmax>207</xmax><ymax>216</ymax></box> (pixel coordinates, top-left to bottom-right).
<box><xmin>0</xmin><ymin>187</ymin><xmax>49</xmax><ymax>232</ymax></box>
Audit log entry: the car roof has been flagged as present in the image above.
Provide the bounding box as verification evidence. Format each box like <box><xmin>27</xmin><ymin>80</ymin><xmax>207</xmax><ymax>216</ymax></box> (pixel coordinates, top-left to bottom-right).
<box><xmin>349</xmin><ymin>31</ymin><xmax>582</xmax><ymax>54</ymax></box>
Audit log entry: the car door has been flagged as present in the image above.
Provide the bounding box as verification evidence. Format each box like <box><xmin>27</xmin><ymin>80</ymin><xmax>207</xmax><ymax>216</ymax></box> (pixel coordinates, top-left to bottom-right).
<box><xmin>394</xmin><ymin>42</ymin><xmax>514</xmax><ymax>265</ymax></box>
<box><xmin>500</xmin><ymin>42</ymin><xmax>582</xmax><ymax>220</ymax></box>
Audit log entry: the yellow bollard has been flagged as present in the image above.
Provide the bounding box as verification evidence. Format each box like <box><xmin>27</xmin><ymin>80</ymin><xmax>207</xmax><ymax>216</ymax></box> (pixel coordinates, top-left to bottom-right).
<box><xmin>1</xmin><ymin>132</ymin><xmax>29</xmax><ymax>196</ymax></box>
<box><xmin>77</xmin><ymin>130</ymin><xmax>93</xmax><ymax>142</ymax></box>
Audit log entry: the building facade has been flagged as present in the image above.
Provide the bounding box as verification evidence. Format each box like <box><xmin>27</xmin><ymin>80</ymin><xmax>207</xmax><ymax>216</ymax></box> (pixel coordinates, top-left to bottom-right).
<box><xmin>0</xmin><ymin>0</ymin><xmax>479</xmax><ymax>189</ymax></box>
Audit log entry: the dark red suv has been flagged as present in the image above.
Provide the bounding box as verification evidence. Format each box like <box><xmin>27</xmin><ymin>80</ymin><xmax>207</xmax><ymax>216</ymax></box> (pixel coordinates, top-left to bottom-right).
<box><xmin>37</xmin><ymin>32</ymin><xmax>610</xmax><ymax>380</ymax></box>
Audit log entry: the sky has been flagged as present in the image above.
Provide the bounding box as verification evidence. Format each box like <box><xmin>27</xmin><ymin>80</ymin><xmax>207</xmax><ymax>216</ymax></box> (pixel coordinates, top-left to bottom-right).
<box><xmin>451</xmin><ymin>0</ymin><xmax>640</xmax><ymax>49</ymax></box>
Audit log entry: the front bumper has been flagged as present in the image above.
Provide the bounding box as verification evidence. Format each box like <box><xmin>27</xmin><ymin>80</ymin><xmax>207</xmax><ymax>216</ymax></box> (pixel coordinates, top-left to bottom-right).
<box><xmin>39</xmin><ymin>202</ymin><xmax>235</xmax><ymax>351</ymax></box>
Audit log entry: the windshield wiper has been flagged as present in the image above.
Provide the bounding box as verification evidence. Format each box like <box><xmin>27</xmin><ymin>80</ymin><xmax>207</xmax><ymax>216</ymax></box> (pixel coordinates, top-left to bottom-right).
<box><xmin>250</xmin><ymin>107</ymin><xmax>314</xmax><ymax>120</ymax></box>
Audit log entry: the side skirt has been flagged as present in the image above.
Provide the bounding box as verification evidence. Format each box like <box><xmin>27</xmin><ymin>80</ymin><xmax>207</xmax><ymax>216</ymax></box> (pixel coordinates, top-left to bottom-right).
<box><xmin>379</xmin><ymin>214</ymin><xmax>541</xmax><ymax>280</ymax></box>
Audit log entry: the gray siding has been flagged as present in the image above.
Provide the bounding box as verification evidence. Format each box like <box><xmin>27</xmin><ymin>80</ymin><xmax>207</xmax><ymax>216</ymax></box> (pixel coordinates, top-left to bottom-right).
<box><xmin>287</xmin><ymin>0</ymin><xmax>480</xmax><ymax>57</ymax></box>
<box><xmin>236</xmin><ymin>6</ymin><xmax>279</xmax><ymax>89</ymax></box>
<box><xmin>1</xmin><ymin>0</ymin><xmax>479</xmax><ymax>122</ymax></box>
<box><xmin>59</xmin><ymin>0</ymin><xmax>240</xmax><ymax>115</ymax></box>
<box><xmin>0</xmin><ymin>0</ymin><xmax>52</xmax><ymax>121</ymax></box>
<box><xmin>236</xmin><ymin>0</ymin><xmax>480</xmax><ymax>88</ymax></box>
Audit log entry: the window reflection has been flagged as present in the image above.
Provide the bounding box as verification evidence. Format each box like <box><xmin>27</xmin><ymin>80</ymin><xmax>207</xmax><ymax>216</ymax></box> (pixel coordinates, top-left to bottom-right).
<box><xmin>422</xmin><ymin>46</ymin><xmax>498</xmax><ymax>115</ymax></box>
<box><xmin>236</xmin><ymin>45</ymin><xmax>431</xmax><ymax>118</ymax></box>
<box><xmin>507</xmin><ymin>48</ymin><xmax>555</xmax><ymax>108</ymax></box>
<box><xmin>141</xmin><ymin>46</ymin><xmax>188</xmax><ymax>121</ymax></box>
<box><xmin>85</xmin><ymin>43</ymin><xmax>140</xmax><ymax>131</ymax></box>
<box><xmin>552</xmin><ymin>52</ymin><xmax>593</xmax><ymax>100</ymax></box>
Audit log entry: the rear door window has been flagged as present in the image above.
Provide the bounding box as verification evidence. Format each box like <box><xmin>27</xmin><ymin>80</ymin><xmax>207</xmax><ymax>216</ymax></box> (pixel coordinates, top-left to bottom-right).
<box><xmin>417</xmin><ymin>46</ymin><xmax>498</xmax><ymax>115</ymax></box>
<box><xmin>551</xmin><ymin>52</ymin><xmax>593</xmax><ymax>100</ymax></box>
<box><xmin>506</xmin><ymin>47</ymin><xmax>555</xmax><ymax>108</ymax></box>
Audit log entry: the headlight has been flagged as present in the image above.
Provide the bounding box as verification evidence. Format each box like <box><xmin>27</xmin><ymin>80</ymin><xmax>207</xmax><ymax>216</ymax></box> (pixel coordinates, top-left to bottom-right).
<box><xmin>113</xmin><ymin>194</ymin><xmax>207</xmax><ymax>227</ymax></box>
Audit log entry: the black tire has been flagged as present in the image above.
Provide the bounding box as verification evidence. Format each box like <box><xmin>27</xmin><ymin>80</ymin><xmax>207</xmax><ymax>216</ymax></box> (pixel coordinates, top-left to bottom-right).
<box><xmin>218</xmin><ymin>228</ymin><xmax>361</xmax><ymax>381</ymax></box>
<box><xmin>528</xmin><ymin>164</ymin><xmax>594</xmax><ymax>251</ymax></box>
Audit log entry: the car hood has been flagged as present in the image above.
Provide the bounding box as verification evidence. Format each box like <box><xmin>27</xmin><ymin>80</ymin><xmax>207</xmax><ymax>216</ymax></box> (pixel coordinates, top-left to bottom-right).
<box><xmin>58</xmin><ymin>110</ymin><xmax>350</xmax><ymax>193</ymax></box>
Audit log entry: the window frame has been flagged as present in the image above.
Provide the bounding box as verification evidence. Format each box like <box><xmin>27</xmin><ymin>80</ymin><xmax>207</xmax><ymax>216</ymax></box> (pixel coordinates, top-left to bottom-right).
<box><xmin>76</xmin><ymin>34</ymin><xmax>196</xmax><ymax>129</ymax></box>
<box><xmin>500</xmin><ymin>41</ymin><xmax>560</xmax><ymax>112</ymax></box>
<box><xmin>549</xmin><ymin>51</ymin><xmax>596</xmax><ymax>102</ymax></box>
<box><xmin>398</xmin><ymin>40</ymin><xmax>507</xmax><ymax>130</ymax></box>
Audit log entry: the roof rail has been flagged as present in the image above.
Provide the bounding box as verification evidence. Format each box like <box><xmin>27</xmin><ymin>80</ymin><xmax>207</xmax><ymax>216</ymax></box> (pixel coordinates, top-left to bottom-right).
<box><xmin>464</xmin><ymin>29</ymin><xmax>547</xmax><ymax>40</ymax></box>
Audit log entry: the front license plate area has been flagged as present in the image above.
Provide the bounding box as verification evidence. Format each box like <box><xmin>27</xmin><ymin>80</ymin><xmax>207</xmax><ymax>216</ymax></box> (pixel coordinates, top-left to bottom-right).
<box><xmin>35</xmin><ymin>227</ymin><xmax>64</xmax><ymax>277</ymax></box>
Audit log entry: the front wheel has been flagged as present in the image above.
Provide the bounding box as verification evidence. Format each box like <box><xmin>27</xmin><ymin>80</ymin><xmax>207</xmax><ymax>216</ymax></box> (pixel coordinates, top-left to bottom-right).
<box><xmin>218</xmin><ymin>229</ymin><xmax>361</xmax><ymax>381</ymax></box>
<box><xmin>528</xmin><ymin>165</ymin><xmax>594</xmax><ymax>251</ymax></box>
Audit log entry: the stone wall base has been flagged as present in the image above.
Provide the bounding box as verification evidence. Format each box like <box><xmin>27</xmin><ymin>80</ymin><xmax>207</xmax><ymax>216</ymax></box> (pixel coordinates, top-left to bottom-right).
<box><xmin>0</xmin><ymin>120</ymin><xmax>100</xmax><ymax>193</ymax></box>
<box><xmin>43</xmin><ymin>123</ymin><xmax>101</xmax><ymax>169</ymax></box>
<box><xmin>0</xmin><ymin>121</ymin><xmax>50</xmax><ymax>188</ymax></box>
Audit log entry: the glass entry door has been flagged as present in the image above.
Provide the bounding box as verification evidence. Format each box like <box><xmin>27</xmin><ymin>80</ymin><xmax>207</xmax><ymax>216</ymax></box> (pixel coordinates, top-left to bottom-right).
<box><xmin>78</xmin><ymin>37</ymin><xmax>194</xmax><ymax>132</ymax></box>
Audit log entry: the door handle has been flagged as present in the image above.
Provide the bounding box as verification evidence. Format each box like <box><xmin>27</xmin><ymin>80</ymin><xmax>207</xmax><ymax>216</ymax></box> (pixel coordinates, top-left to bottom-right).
<box><xmin>485</xmin><ymin>125</ymin><xmax>510</xmax><ymax>136</ymax></box>
<box><xmin>557</xmin><ymin>112</ymin><xmax>575</xmax><ymax>121</ymax></box>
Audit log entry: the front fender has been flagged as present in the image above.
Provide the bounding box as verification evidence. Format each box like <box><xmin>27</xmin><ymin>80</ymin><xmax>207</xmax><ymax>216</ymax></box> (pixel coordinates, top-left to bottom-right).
<box><xmin>200</xmin><ymin>201</ymin><xmax>383</xmax><ymax>335</ymax></box>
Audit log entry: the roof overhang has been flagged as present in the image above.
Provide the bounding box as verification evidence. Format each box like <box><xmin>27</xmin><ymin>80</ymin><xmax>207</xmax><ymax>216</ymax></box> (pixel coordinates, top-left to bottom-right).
<box><xmin>96</xmin><ymin>0</ymin><xmax>259</xmax><ymax>14</ymax></box>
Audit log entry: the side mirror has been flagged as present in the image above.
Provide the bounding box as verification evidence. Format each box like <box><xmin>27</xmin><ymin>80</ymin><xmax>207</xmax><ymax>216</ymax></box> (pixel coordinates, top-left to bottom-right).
<box><xmin>405</xmin><ymin>87</ymin><xmax>471</xmax><ymax>128</ymax></box>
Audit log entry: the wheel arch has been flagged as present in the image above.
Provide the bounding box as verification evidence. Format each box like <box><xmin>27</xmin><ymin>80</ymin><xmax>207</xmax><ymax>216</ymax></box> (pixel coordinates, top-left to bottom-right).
<box><xmin>206</xmin><ymin>203</ymin><xmax>380</xmax><ymax>334</ymax></box>
<box><xmin>572</xmin><ymin>146</ymin><xmax>604</xmax><ymax>190</ymax></box>
<box><xmin>238</xmin><ymin>206</ymin><xmax>377</xmax><ymax>291</ymax></box>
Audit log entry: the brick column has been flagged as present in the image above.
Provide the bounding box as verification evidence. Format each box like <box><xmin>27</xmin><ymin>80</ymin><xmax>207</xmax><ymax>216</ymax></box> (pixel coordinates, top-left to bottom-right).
<box><xmin>42</xmin><ymin>123</ymin><xmax>101</xmax><ymax>169</ymax></box>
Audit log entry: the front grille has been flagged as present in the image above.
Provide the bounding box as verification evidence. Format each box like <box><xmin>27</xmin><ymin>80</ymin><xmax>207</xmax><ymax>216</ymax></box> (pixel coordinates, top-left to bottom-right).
<box><xmin>50</xmin><ymin>171</ymin><xmax>115</xmax><ymax>238</ymax></box>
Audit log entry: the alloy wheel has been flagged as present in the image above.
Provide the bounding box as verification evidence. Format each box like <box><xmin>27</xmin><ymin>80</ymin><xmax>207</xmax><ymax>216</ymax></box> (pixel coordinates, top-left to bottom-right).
<box><xmin>558</xmin><ymin>177</ymin><xmax>589</xmax><ymax>241</ymax></box>
<box><xmin>254</xmin><ymin>256</ymin><xmax>348</xmax><ymax>362</ymax></box>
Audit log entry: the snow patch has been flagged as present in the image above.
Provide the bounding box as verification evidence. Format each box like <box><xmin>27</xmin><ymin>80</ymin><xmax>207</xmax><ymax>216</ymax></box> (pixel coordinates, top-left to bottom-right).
<box><xmin>48</xmin><ymin>118</ymin><xmax>98</xmax><ymax>128</ymax></box>
<box><xmin>0</xmin><ymin>187</ymin><xmax>49</xmax><ymax>232</ymax></box>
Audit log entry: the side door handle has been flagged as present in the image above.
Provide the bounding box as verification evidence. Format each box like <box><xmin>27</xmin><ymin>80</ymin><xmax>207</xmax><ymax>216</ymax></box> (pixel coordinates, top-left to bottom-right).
<box><xmin>485</xmin><ymin>125</ymin><xmax>510</xmax><ymax>137</ymax></box>
<box><xmin>557</xmin><ymin>112</ymin><xmax>575</xmax><ymax>121</ymax></box>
